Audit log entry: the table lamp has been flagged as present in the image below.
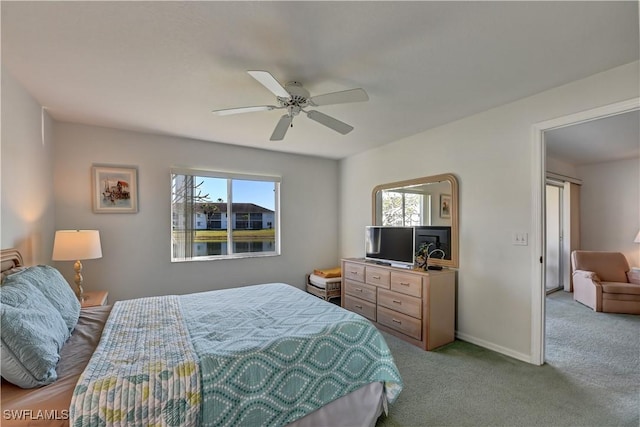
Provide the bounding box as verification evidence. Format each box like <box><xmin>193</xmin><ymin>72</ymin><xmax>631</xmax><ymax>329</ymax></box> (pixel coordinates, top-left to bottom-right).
<box><xmin>52</xmin><ymin>230</ymin><xmax>102</xmax><ymax>301</ymax></box>
<box><xmin>635</xmin><ymin>230</ymin><xmax>640</xmax><ymax>243</ymax></box>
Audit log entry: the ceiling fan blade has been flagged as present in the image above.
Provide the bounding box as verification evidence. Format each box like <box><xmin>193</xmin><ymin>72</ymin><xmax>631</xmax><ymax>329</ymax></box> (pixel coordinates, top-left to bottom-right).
<box><xmin>306</xmin><ymin>110</ymin><xmax>354</xmax><ymax>135</ymax></box>
<box><xmin>212</xmin><ymin>105</ymin><xmax>279</xmax><ymax>116</ymax></box>
<box><xmin>248</xmin><ymin>70</ymin><xmax>290</xmax><ymax>99</ymax></box>
<box><xmin>309</xmin><ymin>88</ymin><xmax>369</xmax><ymax>106</ymax></box>
<box><xmin>270</xmin><ymin>115</ymin><xmax>293</xmax><ymax>141</ymax></box>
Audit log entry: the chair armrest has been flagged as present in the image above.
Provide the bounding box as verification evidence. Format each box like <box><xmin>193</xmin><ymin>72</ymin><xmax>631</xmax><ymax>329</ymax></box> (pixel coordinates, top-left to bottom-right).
<box><xmin>572</xmin><ymin>269</ymin><xmax>603</xmax><ymax>311</ymax></box>
<box><xmin>573</xmin><ymin>269</ymin><xmax>601</xmax><ymax>284</ymax></box>
<box><xmin>627</xmin><ymin>270</ymin><xmax>640</xmax><ymax>285</ymax></box>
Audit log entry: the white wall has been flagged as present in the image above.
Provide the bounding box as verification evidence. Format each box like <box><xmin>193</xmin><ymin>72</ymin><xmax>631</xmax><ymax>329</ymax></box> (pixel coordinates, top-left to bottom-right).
<box><xmin>340</xmin><ymin>61</ymin><xmax>639</xmax><ymax>361</ymax></box>
<box><xmin>1</xmin><ymin>68</ymin><xmax>55</xmax><ymax>264</ymax></box>
<box><xmin>546</xmin><ymin>156</ymin><xmax>578</xmax><ymax>179</ymax></box>
<box><xmin>578</xmin><ymin>157</ymin><xmax>640</xmax><ymax>267</ymax></box>
<box><xmin>53</xmin><ymin>122</ymin><xmax>340</xmax><ymax>302</ymax></box>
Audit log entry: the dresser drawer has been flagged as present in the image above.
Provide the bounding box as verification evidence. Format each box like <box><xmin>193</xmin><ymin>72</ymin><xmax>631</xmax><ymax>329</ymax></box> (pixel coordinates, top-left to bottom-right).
<box><xmin>391</xmin><ymin>271</ymin><xmax>422</xmax><ymax>298</ymax></box>
<box><xmin>344</xmin><ymin>279</ymin><xmax>377</xmax><ymax>303</ymax></box>
<box><xmin>378</xmin><ymin>288</ymin><xmax>422</xmax><ymax>319</ymax></box>
<box><xmin>365</xmin><ymin>266</ymin><xmax>391</xmax><ymax>288</ymax></box>
<box><xmin>344</xmin><ymin>262</ymin><xmax>365</xmax><ymax>282</ymax></box>
<box><xmin>377</xmin><ymin>306</ymin><xmax>422</xmax><ymax>340</ymax></box>
<box><xmin>344</xmin><ymin>295</ymin><xmax>376</xmax><ymax>321</ymax></box>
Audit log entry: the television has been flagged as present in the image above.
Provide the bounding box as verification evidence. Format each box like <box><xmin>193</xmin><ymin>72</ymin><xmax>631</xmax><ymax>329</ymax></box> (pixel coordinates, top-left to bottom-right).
<box><xmin>414</xmin><ymin>226</ymin><xmax>452</xmax><ymax>261</ymax></box>
<box><xmin>365</xmin><ymin>226</ymin><xmax>415</xmax><ymax>268</ymax></box>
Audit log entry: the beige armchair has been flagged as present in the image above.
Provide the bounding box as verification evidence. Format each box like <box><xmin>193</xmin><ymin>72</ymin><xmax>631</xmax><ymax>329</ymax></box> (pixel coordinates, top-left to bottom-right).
<box><xmin>571</xmin><ymin>251</ymin><xmax>640</xmax><ymax>314</ymax></box>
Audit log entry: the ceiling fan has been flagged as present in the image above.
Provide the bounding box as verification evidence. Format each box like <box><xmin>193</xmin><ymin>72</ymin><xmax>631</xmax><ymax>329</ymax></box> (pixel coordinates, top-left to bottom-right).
<box><xmin>212</xmin><ymin>71</ymin><xmax>369</xmax><ymax>141</ymax></box>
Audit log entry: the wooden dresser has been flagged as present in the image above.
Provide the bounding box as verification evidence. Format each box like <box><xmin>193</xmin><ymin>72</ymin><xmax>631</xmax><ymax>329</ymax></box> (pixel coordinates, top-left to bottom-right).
<box><xmin>341</xmin><ymin>258</ymin><xmax>456</xmax><ymax>350</ymax></box>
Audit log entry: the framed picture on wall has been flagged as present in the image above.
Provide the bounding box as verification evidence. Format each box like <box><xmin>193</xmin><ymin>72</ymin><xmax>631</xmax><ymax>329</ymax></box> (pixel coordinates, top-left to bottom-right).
<box><xmin>440</xmin><ymin>194</ymin><xmax>451</xmax><ymax>219</ymax></box>
<box><xmin>92</xmin><ymin>165</ymin><xmax>138</xmax><ymax>213</ymax></box>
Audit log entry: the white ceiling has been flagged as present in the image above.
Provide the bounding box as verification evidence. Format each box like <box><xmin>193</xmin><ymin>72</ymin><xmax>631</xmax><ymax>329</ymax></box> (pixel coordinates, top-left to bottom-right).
<box><xmin>546</xmin><ymin>110</ymin><xmax>639</xmax><ymax>166</ymax></box>
<box><xmin>2</xmin><ymin>1</ymin><xmax>638</xmax><ymax>159</ymax></box>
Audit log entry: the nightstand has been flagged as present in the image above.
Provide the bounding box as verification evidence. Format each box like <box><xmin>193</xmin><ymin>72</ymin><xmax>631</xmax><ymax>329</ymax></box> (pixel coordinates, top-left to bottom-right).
<box><xmin>81</xmin><ymin>290</ymin><xmax>109</xmax><ymax>308</ymax></box>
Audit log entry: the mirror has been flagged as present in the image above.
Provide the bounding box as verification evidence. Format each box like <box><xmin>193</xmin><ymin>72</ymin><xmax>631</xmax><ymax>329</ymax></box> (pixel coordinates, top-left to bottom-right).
<box><xmin>372</xmin><ymin>173</ymin><xmax>459</xmax><ymax>268</ymax></box>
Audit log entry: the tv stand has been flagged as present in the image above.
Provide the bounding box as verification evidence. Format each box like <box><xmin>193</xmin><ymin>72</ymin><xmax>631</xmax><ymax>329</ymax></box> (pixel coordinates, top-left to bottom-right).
<box><xmin>390</xmin><ymin>262</ymin><xmax>412</xmax><ymax>269</ymax></box>
<box><xmin>341</xmin><ymin>258</ymin><xmax>456</xmax><ymax>351</ymax></box>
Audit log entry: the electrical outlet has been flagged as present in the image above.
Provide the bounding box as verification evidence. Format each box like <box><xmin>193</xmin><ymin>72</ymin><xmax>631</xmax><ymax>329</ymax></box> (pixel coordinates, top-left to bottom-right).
<box><xmin>512</xmin><ymin>232</ymin><xmax>528</xmax><ymax>246</ymax></box>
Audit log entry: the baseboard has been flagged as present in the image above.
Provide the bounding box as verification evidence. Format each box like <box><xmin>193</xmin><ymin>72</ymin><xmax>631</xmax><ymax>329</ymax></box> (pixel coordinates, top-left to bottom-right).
<box><xmin>455</xmin><ymin>331</ymin><xmax>532</xmax><ymax>364</ymax></box>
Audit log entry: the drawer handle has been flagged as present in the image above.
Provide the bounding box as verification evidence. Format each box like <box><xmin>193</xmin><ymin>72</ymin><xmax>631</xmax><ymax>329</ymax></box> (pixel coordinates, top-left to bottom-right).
<box><xmin>392</xmin><ymin>319</ymin><xmax>402</xmax><ymax>324</ymax></box>
<box><xmin>351</xmin><ymin>271</ymin><xmax>359</xmax><ymax>275</ymax></box>
<box><xmin>400</xmin><ymin>282</ymin><xmax>410</xmax><ymax>286</ymax></box>
<box><xmin>372</xmin><ymin>275</ymin><xmax>381</xmax><ymax>279</ymax></box>
<box><xmin>392</xmin><ymin>300</ymin><xmax>402</xmax><ymax>304</ymax></box>
<box><xmin>355</xmin><ymin>288</ymin><xmax>363</xmax><ymax>292</ymax></box>
<box><xmin>355</xmin><ymin>305</ymin><xmax>363</xmax><ymax>309</ymax></box>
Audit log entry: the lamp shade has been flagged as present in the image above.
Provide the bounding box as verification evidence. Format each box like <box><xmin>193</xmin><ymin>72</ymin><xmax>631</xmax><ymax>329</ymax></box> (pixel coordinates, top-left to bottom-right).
<box><xmin>635</xmin><ymin>230</ymin><xmax>640</xmax><ymax>243</ymax></box>
<box><xmin>52</xmin><ymin>230</ymin><xmax>102</xmax><ymax>261</ymax></box>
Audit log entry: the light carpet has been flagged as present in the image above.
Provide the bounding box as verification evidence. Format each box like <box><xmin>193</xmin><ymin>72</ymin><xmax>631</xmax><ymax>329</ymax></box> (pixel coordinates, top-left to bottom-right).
<box><xmin>376</xmin><ymin>291</ymin><xmax>639</xmax><ymax>427</ymax></box>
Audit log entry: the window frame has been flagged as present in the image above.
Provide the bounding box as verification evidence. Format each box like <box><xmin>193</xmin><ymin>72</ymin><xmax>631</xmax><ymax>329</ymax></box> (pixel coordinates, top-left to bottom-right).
<box><xmin>171</xmin><ymin>168</ymin><xmax>281</xmax><ymax>262</ymax></box>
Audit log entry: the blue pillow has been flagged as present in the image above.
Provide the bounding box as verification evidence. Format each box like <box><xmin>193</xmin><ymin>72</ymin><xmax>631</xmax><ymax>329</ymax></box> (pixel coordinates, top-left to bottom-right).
<box><xmin>3</xmin><ymin>265</ymin><xmax>80</xmax><ymax>332</ymax></box>
<box><xmin>1</xmin><ymin>282</ymin><xmax>70</xmax><ymax>388</ymax></box>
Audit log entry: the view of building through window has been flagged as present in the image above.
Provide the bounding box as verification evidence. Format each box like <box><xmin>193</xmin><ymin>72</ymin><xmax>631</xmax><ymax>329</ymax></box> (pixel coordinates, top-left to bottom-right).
<box><xmin>171</xmin><ymin>171</ymin><xmax>280</xmax><ymax>261</ymax></box>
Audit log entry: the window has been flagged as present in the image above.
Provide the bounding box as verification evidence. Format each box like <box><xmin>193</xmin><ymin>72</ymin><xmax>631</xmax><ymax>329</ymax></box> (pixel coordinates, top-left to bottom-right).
<box><xmin>171</xmin><ymin>169</ymin><xmax>280</xmax><ymax>261</ymax></box>
<box><xmin>381</xmin><ymin>191</ymin><xmax>426</xmax><ymax>226</ymax></box>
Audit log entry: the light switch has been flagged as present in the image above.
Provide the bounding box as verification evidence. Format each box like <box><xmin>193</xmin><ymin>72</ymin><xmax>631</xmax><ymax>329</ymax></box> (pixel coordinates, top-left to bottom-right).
<box><xmin>512</xmin><ymin>232</ymin><xmax>528</xmax><ymax>246</ymax></box>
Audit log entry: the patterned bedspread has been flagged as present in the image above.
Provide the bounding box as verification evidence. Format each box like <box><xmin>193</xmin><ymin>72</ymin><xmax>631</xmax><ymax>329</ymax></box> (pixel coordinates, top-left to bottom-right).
<box><xmin>70</xmin><ymin>295</ymin><xmax>201</xmax><ymax>426</ymax></box>
<box><xmin>71</xmin><ymin>283</ymin><xmax>403</xmax><ymax>426</ymax></box>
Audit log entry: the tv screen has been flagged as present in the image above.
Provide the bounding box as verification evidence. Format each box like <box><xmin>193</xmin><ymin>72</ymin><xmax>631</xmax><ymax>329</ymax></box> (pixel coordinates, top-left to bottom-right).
<box><xmin>365</xmin><ymin>226</ymin><xmax>415</xmax><ymax>267</ymax></box>
<box><xmin>414</xmin><ymin>226</ymin><xmax>452</xmax><ymax>260</ymax></box>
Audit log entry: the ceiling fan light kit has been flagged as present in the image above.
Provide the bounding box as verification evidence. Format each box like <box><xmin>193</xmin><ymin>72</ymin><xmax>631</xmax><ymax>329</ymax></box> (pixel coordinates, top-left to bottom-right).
<box><xmin>212</xmin><ymin>70</ymin><xmax>369</xmax><ymax>141</ymax></box>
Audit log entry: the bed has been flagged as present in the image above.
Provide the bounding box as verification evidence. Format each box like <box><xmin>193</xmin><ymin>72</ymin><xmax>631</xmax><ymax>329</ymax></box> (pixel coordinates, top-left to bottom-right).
<box><xmin>1</xmin><ymin>248</ymin><xmax>402</xmax><ymax>426</ymax></box>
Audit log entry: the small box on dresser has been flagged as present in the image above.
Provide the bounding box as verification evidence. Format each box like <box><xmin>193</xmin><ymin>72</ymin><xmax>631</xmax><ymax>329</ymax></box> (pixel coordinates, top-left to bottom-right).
<box><xmin>341</xmin><ymin>258</ymin><xmax>456</xmax><ymax>351</ymax></box>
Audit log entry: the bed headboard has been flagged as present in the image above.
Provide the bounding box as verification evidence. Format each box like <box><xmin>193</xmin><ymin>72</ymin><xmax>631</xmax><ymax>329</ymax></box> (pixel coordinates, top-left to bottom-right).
<box><xmin>1</xmin><ymin>248</ymin><xmax>24</xmax><ymax>274</ymax></box>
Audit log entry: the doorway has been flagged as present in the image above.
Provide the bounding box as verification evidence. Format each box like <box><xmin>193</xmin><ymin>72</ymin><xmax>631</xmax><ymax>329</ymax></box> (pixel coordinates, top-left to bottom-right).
<box><xmin>545</xmin><ymin>182</ymin><xmax>564</xmax><ymax>294</ymax></box>
<box><xmin>531</xmin><ymin>98</ymin><xmax>640</xmax><ymax>366</ymax></box>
